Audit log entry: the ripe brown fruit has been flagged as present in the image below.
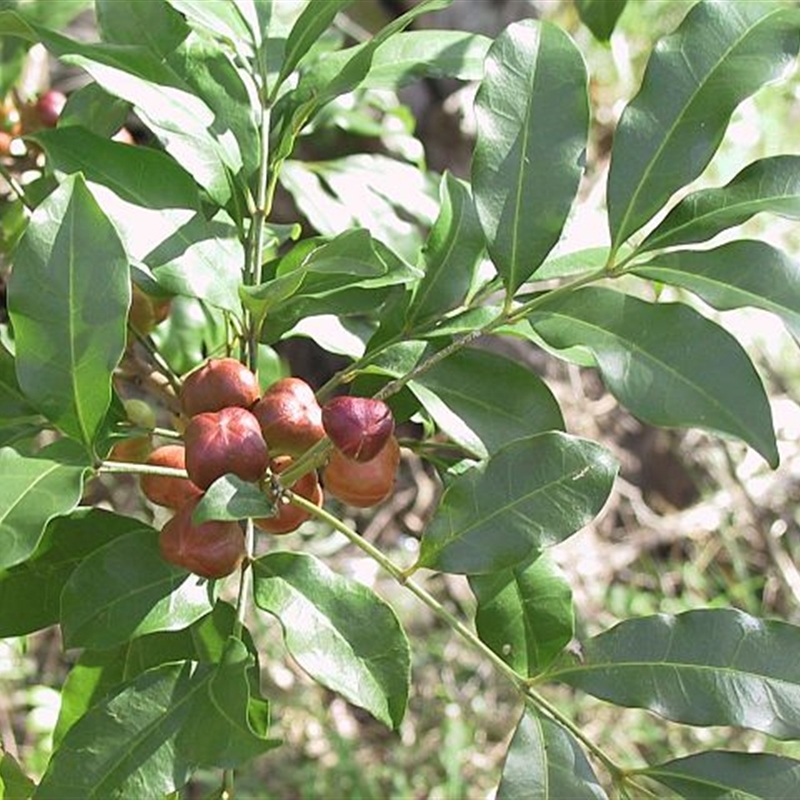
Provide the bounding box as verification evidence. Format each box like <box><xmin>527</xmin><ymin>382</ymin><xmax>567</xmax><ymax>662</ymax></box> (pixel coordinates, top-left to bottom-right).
<box><xmin>255</xmin><ymin>455</ymin><xmax>323</xmax><ymax>535</ymax></box>
<box><xmin>108</xmin><ymin>435</ymin><xmax>152</xmax><ymax>463</ymax></box>
<box><xmin>251</xmin><ymin>377</ymin><xmax>325</xmax><ymax>457</ymax></box>
<box><xmin>323</xmin><ymin>436</ymin><xmax>400</xmax><ymax>508</ymax></box>
<box><xmin>184</xmin><ymin>406</ymin><xmax>269</xmax><ymax>490</ymax></box>
<box><xmin>35</xmin><ymin>90</ymin><xmax>67</xmax><ymax>128</ymax></box>
<box><xmin>159</xmin><ymin>497</ymin><xmax>245</xmax><ymax>579</ymax></box>
<box><xmin>140</xmin><ymin>444</ymin><xmax>202</xmax><ymax>509</ymax></box>
<box><xmin>180</xmin><ymin>358</ymin><xmax>260</xmax><ymax>417</ymax></box>
<box><xmin>322</xmin><ymin>395</ymin><xmax>395</xmax><ymax>462</ymax></box>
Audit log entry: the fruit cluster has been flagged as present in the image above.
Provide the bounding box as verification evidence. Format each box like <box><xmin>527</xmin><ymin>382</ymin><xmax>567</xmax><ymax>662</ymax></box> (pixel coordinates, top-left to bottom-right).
<box><xmin>135</xmin><ymin>358</ymin><xmax>399</xmax><ymax>579</ymax></box>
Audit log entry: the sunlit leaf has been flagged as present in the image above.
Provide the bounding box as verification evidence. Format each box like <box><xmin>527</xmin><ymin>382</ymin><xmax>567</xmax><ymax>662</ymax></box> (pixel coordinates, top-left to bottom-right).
<box><xmin>530</xmin><ymin>287</ymin><xmax>778</xmax><ymax>467</ymax></box>
<box><xmin>417</xmin><ymin>432</ymin><xmax>617</xmax><ymax>575</ymax></box>
<box><xmin>552</xmin><ymin>608</ymin><xmax>800</xmax><ymax>739</ymax></box>
<box><xmin>472</xmin><ymin>19</ymin><xmax>588</xmax><ymax>295</ymax></box>
<box><xmin>608</xmin><ymin>1</ymin><xmax>800</xmax><ymax>250</ymax></box>
<box><xmin>192</xmin><ymin>474</ymin><xmax>274</xmax><ymax>524</ymax></box>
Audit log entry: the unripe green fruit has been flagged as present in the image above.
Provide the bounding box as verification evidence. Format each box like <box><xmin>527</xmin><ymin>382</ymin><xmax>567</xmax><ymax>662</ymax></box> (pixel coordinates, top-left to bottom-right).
<box><xmin>251</xmin><ymin>377</ymin><xmax>325</xmax><ymax>457</ymax></box>
<box><xmin>159</xmin><ymin>497</ymin><xmax>245</xmax><ymax>579</ymax></box>
<box><xmin>180</xmin><ymin>358</ymin><xmax>260</xmax><ymax>417</ymax></box>
<box><xmin>140</xmin><ymin>444</ymin><xmax>202</xmax><ymax>510</ymax></box>
<box><xmin>322</xmin><ymin>395</ymin><xmax>395</xmax><ymax>462</ymax></box>
<box><xmin>323</xmin><ymin>436</ymin><xmax>400</xmax><ymax>508</ymax></box>
<box><xmin>184</xmin><ymin>406</ymin><xmax>269</xmax><ymax>490</ymax></box>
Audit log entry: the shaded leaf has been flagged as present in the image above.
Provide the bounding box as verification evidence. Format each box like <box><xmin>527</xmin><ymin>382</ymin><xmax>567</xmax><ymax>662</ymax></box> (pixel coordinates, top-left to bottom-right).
<box><xmin>58</xmin><ymin>82</ymin><xmax>131</xmax><ymax>138</ymax></box>
<box><xmin>472</xmin><ymin>19</ymin><xmax>589</xmax><ymax>294</ymax></box>
<box><xmin>633</xmin><ymin>239</ymin><xmax>800</xmax><ymax>339</ymax></box>
<box><xmin>576</xmin><ymin>0</ymin><xmax>627</xmax><ymax>42</ymax></box>
<box><xmin>530</xmin><ymin>286</ymin><xmax>778</xmax><ymax>467</ymax></box>
<box><xmin>417</xmin><ymin>432</ymin><xmax>617</xmax><ymax>575</ymax></box>
<box><xmin>0</xmin><ymin>343</ymin><xmax>39</xmax><ymax>425</ymax></box>
<box><xmin>551</xmin><ymin>608</ymin><xmax>800</xmax><ymax>739</ymax></box>
<box><xmin>608</xmin><ymin>2</ymin><xmax>800</xmax><ymax>249</ymax></box>
<box><xmin>0</xmin><ymin>750</ymin><xmax>35</xmax><ymax>800</ymax></box>
<box><xmin>36</xmin><ymin>639</ymin><xmax>275</xmax><ymax>799</ymax></box>
<box><xmin>411</xmin><ymin>347</ymin><xmax>564</xmax><ymax>458</ymax></box>
<box><xmin>497</xmin><ymin>709</ymin><xmax>607</xmax><ymax>800</ymax></box>
<box><xmin>642</xmin><ymin>751</ymin><xmax>800</xmax><ymax>799</ymax></box>
<box><xmin>405</xmin><ymin>172</ymin><xmax>486</xmax><ymax>330</ymax></box>
<box><xmin>8</xmin><ymin>174</ymin><xmax>129</xmax><ymax>450</ymax></box>
<box><xmin>96</xmin><ymin>0</ymin><xmax>190</xmax><ymax>58</ymax></box>
<box><xmin>253</xmin><ymin>552</ymin><xmax>410</xmax><ymax>729</ymax></box>
<box><xmin>0</xmin><ymin>447</ymin><xmax>87</xmax><ymax>571</ymax></box>
<box><xmin>0</xmin><ymin>508</ymin><xmax>147</xmax><ymax>637</ymax></box>
<box><xmin>641</xmin><ymin>155</ymin><xmax>800</xmax><ymax>252</ymax></box>
<box><xmin>60</xmin><ymin>529</ymin><xmax>216</xmax><ymax>649</ymax></box>
<box><xmin>470</xmin><ymin>553</ymin><xmax>573</xmax><ymax>677</ymax></box>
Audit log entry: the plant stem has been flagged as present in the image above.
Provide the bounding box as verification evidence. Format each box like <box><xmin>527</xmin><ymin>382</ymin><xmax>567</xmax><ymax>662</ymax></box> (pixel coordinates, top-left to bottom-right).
<box><xmin>0</xmin><ymin>162</ymin><xmax>33</xmax><ymax>209</ymax></box>
<box><xmin>97</xmin><ymin>461</ymin><xmax>187</xmax><ymax>478</ymax></box>
<box><xmin>288</xmin><ymin>493</ymin><xmax>627</xmax><ymax>782</ymax></box>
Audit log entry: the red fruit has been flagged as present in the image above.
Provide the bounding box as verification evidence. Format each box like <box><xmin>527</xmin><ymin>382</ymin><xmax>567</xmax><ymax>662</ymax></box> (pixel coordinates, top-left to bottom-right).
<box><xmin>140</xmin><ymin>444</ymin><xmax>203</xmax><ymax>509</ymax></box>
<box><xmin>323</xmin><ymin>436</ymin><xmax>400</xmax><ymax>508</ymax></box>
<box><xmin>180</xmin><ymin>358</ymin><xmax>260</xmax><ymax>417</ymax></box>
<box><xmin>0</xmin><ymin>131</ymin><xmax>12</xmax><ymax>156</ymax></box>
<box><xmin>255</xmin><ymin>455</ymin><xmax>323</xmax><ymax>535</ymax></box>
<box><xmin>35</xmin><ymin>90</ymin><xmax>67</xmax><ymax>128</ymax></box>
<box><xmin>108</xmin><ymin>435</ymin><xmax>152</xmax><ymax>464</ymax></box>
<box><xmin>159</xmin><ymin>497</ymin><xmax>245</xmax><ymax>579</ymax></box>
<box><xmin>251</xmin><ymin>377</ymin><xmax>325</xmax><ymax>457</ymax></box>
<box><xmin>322</xmin><ymin>396</ymin><xmax>395</xmax><ymax>462</ymax></box>
<box><xmin>184</xmin><ymin>406</ymin><xmax>269</xmax><ymax>490</ymax></box>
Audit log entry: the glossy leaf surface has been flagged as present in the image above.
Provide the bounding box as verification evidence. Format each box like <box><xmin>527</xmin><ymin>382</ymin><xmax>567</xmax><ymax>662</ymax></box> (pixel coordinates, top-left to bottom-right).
<box><xmin>405</xmin><ymin>173</ymin><xmax>485</xmax><ymax>330</ymax></box>
<box><xmin>608</xmin><ymin>1</ymin><xmax>800</xmax><ymax>249</ymax></box>
<box><xmin>412</xmin><ymin>348</ymin><xmax>564</xmax><ymax>458</ymax></box>
<box><xmin>640</xmin><ymin>155</ymin><xmax>800</xmax><ymax>251</ymax></box>
<box><xmin>192</xmin><ymin>474</ymin><xmax>274</xmax><ymax>524</ymax></box>
<box><xmin>0</xmin><ymin>509</ymin><xmax>147</xmax><ymax>636</ymax></box>
<box><xmin>417</xmin><ymin>432</ymin><xmax>617</xmax><ymax>574</ymax></box>
<box><xmin>253</xmin><ymin>552</ymin><xmax>410</xmax><ymax>729</ymax></box>
<box><xmin>530</xmin><ymin>287</ymin><xmax>778</xmax><ymax>467</ymax></box>
<box><xmin>60</xmin><ymin>529</ymin><xmax>215</xmax><ymax>649</ymax></box>
<box><xmin>37</xmin><ymin>639</ymin><xmax>274</xmax><ymax>799</ymax></box>
<box><xmin>0</xmin><ymin>447</ymin><xmax>87</xmax><ymax>571</ymax></box>
<box><xmin>552</xmin><ymin>608</ymin><xmax>800</xmax><ymax>739</ymax></box>
<box><xmin>497</xmin><ymin>709</ymin><xmax>607</xmax><ymax>800</ymax></box>
<box><xmin>472</xmin><ymin>19</ymin><xmax>588</xmax><ymax>294</ymax></box>
<box><xmin>642</xmin><ymin>751</ymin><xmax>800</xmax><ymax>799</ymax></box>
<box><xmin>8</xmin><ymin>174</ymin><xmax>129</xmax><ymax>449</ymax></box>
<box><xmin>470</xmin><ymin>554</ymin><xmax>573</xmax><ymax>677</ymax></box>
<box><xmin>633</xmin><ymin>240</ymin><xmax>800</xmax><ymax>338</ymax></box>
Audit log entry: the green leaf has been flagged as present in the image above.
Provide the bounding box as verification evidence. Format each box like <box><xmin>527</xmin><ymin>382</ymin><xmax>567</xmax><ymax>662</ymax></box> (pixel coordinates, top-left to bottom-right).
<box><xmin>274</xmin><ymin>0</ymin><xmax>352</xmax><ymax>92</ymax></box>
<box><xmin>59</xmin><ymin>82</ymin><xmax>131</xmax><ymax>138</ymax></box>
<box><xmin>192</xmin><ymin>474</ymin><xmax>274</xmax><ymax>524</ymax></box>
<box><xmin>411</xmin><ymin>347</ymin><xmax>564</xmax><ymax>458</ymax></box>
<box><xmin>0</xmin><ymin>508</ymin><xmax>147</xmax><ymax>637</ymax></box>
<box><xmin>0</xmin><ymin>343</ymin><xmax>39</xmax><ymax>425</ymax></box>
<box><xmin>314</xmin><ymin>30</ymin><xmax>490</xmax><ymax>91</ymax></box>
<box><xmin>470</xmin><ymin>553</ymin><xmax>574</xmax><ymax>677</ymax></box>
<box><xmin>575</xmin><ymin>0</ymin><xmax>627</xmax><ymax>42</ymax></box>
<box><xmin>0</xmin><ymin>447</ymin><xmax>87</xmax><ymax>571</ymax></box>
<box><xmin>642</xmin><ymin>751</ymin><xmax>800</xmax><ymax>799</ymax></box>
<box><xmin>0</xmin><ymin>750</ymin><xmax>35</xmax><ymax>800</ymax></box>
<box><xmin>8</xmin><ymin>174</ymin><xmax>129</xmax><ymax>450</ymax></box>
<box><xmin>96</xmin><ymin>0</ymin><xmax>190</xmax><ymax>58</ymax></box>
<box><xmin>497</xmin><ymin>709</ymin><xmax>607</xmax><ymax>800</ymax></box>
<box><xmin>608</xmin><ymin>2</ymin><xmax>800</xmax><ymax>250</ymax></box>
<box><xmin>37</xmin><ymin>639</ymin><xmax>275</xmax><ymax>799</ymax></box>
<box><xmin>640</xmin><ymin>155</ymin><xmax>800</xmax><ymax>252</ymax></box>
<box><xmin>633</xmin><ymin>240</ymin><xmax>800</xmax><ymax>338</ymax></box>
<box><xmin>60</xmin><ymin>529</ymin><xmax>216</xmax><ymax>649</ymax></box>
<box><xmin>253</xmin><ymin>552</ymin><xmax>410</xmax><ymax>729</ymax></box>
<box><xmin>54</xmin><ymin>601</ymin><xmax>247</xmax><ymax>746</ymax></box>
<box><xmin>417</xmin><ymin>432</ymin><xmax>617</xmax><ymax>575</ymax></box>
<box><xmin>472</xmin><ymin>20</ymin><xmax>589</xmax><ymax>295</ymax></box>
<box><xmin>551</xmin><ymin>608</ymin><xmax>800</xmax><ymax>739</ymax></box>
<box><xmin>530</xmin><ymin>286</ymin><xmax>778</xmax><ymax>467</ymax></box>
<box><xmin>405</xmin><ymin>173</ymin><xmax>486</xmax><ymax>330</ymax></box>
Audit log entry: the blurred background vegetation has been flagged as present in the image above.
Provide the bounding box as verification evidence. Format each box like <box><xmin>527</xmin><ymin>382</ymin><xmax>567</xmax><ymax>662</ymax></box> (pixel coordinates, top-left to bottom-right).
<box><xmin>2</xmin><ymin>0</ymin><xmax>800</xmax><ymax>797</ymax></box>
